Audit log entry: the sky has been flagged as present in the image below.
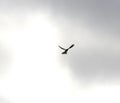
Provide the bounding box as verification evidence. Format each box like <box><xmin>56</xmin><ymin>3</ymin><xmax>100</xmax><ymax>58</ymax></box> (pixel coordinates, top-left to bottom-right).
<box><xmin>1</xmin><ymin>0</ymin><xmax>120</xmax><ymax>103</ymax></box>
<box><xmin>50</xmin><ymin>0</ymin><xmax>120</xmax><ymax>83</ymax></box>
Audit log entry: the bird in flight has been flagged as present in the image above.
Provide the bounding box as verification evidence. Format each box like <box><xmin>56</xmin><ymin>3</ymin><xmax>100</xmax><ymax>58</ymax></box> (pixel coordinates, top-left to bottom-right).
<box><xmin>58</xmin><ymin>44</ymin><xmax>75</xmax><ymax>54</ymax></box>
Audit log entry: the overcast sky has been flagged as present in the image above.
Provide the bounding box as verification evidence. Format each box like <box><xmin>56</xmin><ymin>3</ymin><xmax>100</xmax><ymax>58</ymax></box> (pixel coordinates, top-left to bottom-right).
<box><xmin>1</xmin><ymin>0</ymin><xmax>120</xmax><ymax>103</ymax></box>
<box><xmin>38</xmin><ymin>0</ymin><xmax>120</xmax><ymax>83</ymax></box>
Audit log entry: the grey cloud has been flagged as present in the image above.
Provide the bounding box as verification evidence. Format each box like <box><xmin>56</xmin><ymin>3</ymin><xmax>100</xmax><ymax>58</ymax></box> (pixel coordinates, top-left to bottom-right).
<box><xmin>52</xmin><ymin>0</ymin><xmax>120</xmax><ymax>83</ymax></box>
<box><xmin>0</xmin><ymin>0</ymin><xmax>48</xmax><ymax>12</ymax></box>
<box><xmin>69</xmin><ymin>49</ymin><xmax>120</xmax><ymax>82</ymax></box>
<box><xmin>50</xmin><ymin>0</ymin><xmax>120</xmax><ymax>38</ymax></box>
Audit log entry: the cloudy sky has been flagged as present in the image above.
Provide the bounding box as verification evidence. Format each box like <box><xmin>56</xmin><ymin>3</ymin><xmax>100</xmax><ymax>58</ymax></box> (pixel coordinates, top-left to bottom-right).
<box><xmin>1</xmin><ymin>0</ymin><xmax>120</xmax><ymax>103</ymax></box>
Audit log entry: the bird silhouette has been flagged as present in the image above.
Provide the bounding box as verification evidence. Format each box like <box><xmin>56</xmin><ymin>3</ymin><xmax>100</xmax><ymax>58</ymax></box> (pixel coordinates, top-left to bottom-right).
<box><xmin>58</xmin><ymin>44</ymin><xmax>75</xmax><ymax>54</ymax></box>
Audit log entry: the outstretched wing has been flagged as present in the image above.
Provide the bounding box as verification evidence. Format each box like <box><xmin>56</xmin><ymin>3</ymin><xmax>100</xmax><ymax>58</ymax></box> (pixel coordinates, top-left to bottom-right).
<box><xmin>68</xmin><ymin>44</ymin><xmax>74</xmax><ymax>49</ymax></box>
<box><xmin>58</xmin><ymin>45</ymin><xmax>66</xmax><ymax>50</ymax></box>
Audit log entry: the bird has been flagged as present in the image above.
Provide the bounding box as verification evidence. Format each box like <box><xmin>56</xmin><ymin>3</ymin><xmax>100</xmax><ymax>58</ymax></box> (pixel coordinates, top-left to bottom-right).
<box><xmin>58</xmin><ymin>44</ymin><xmax>75</xmax><ymax>54</ymax></box>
